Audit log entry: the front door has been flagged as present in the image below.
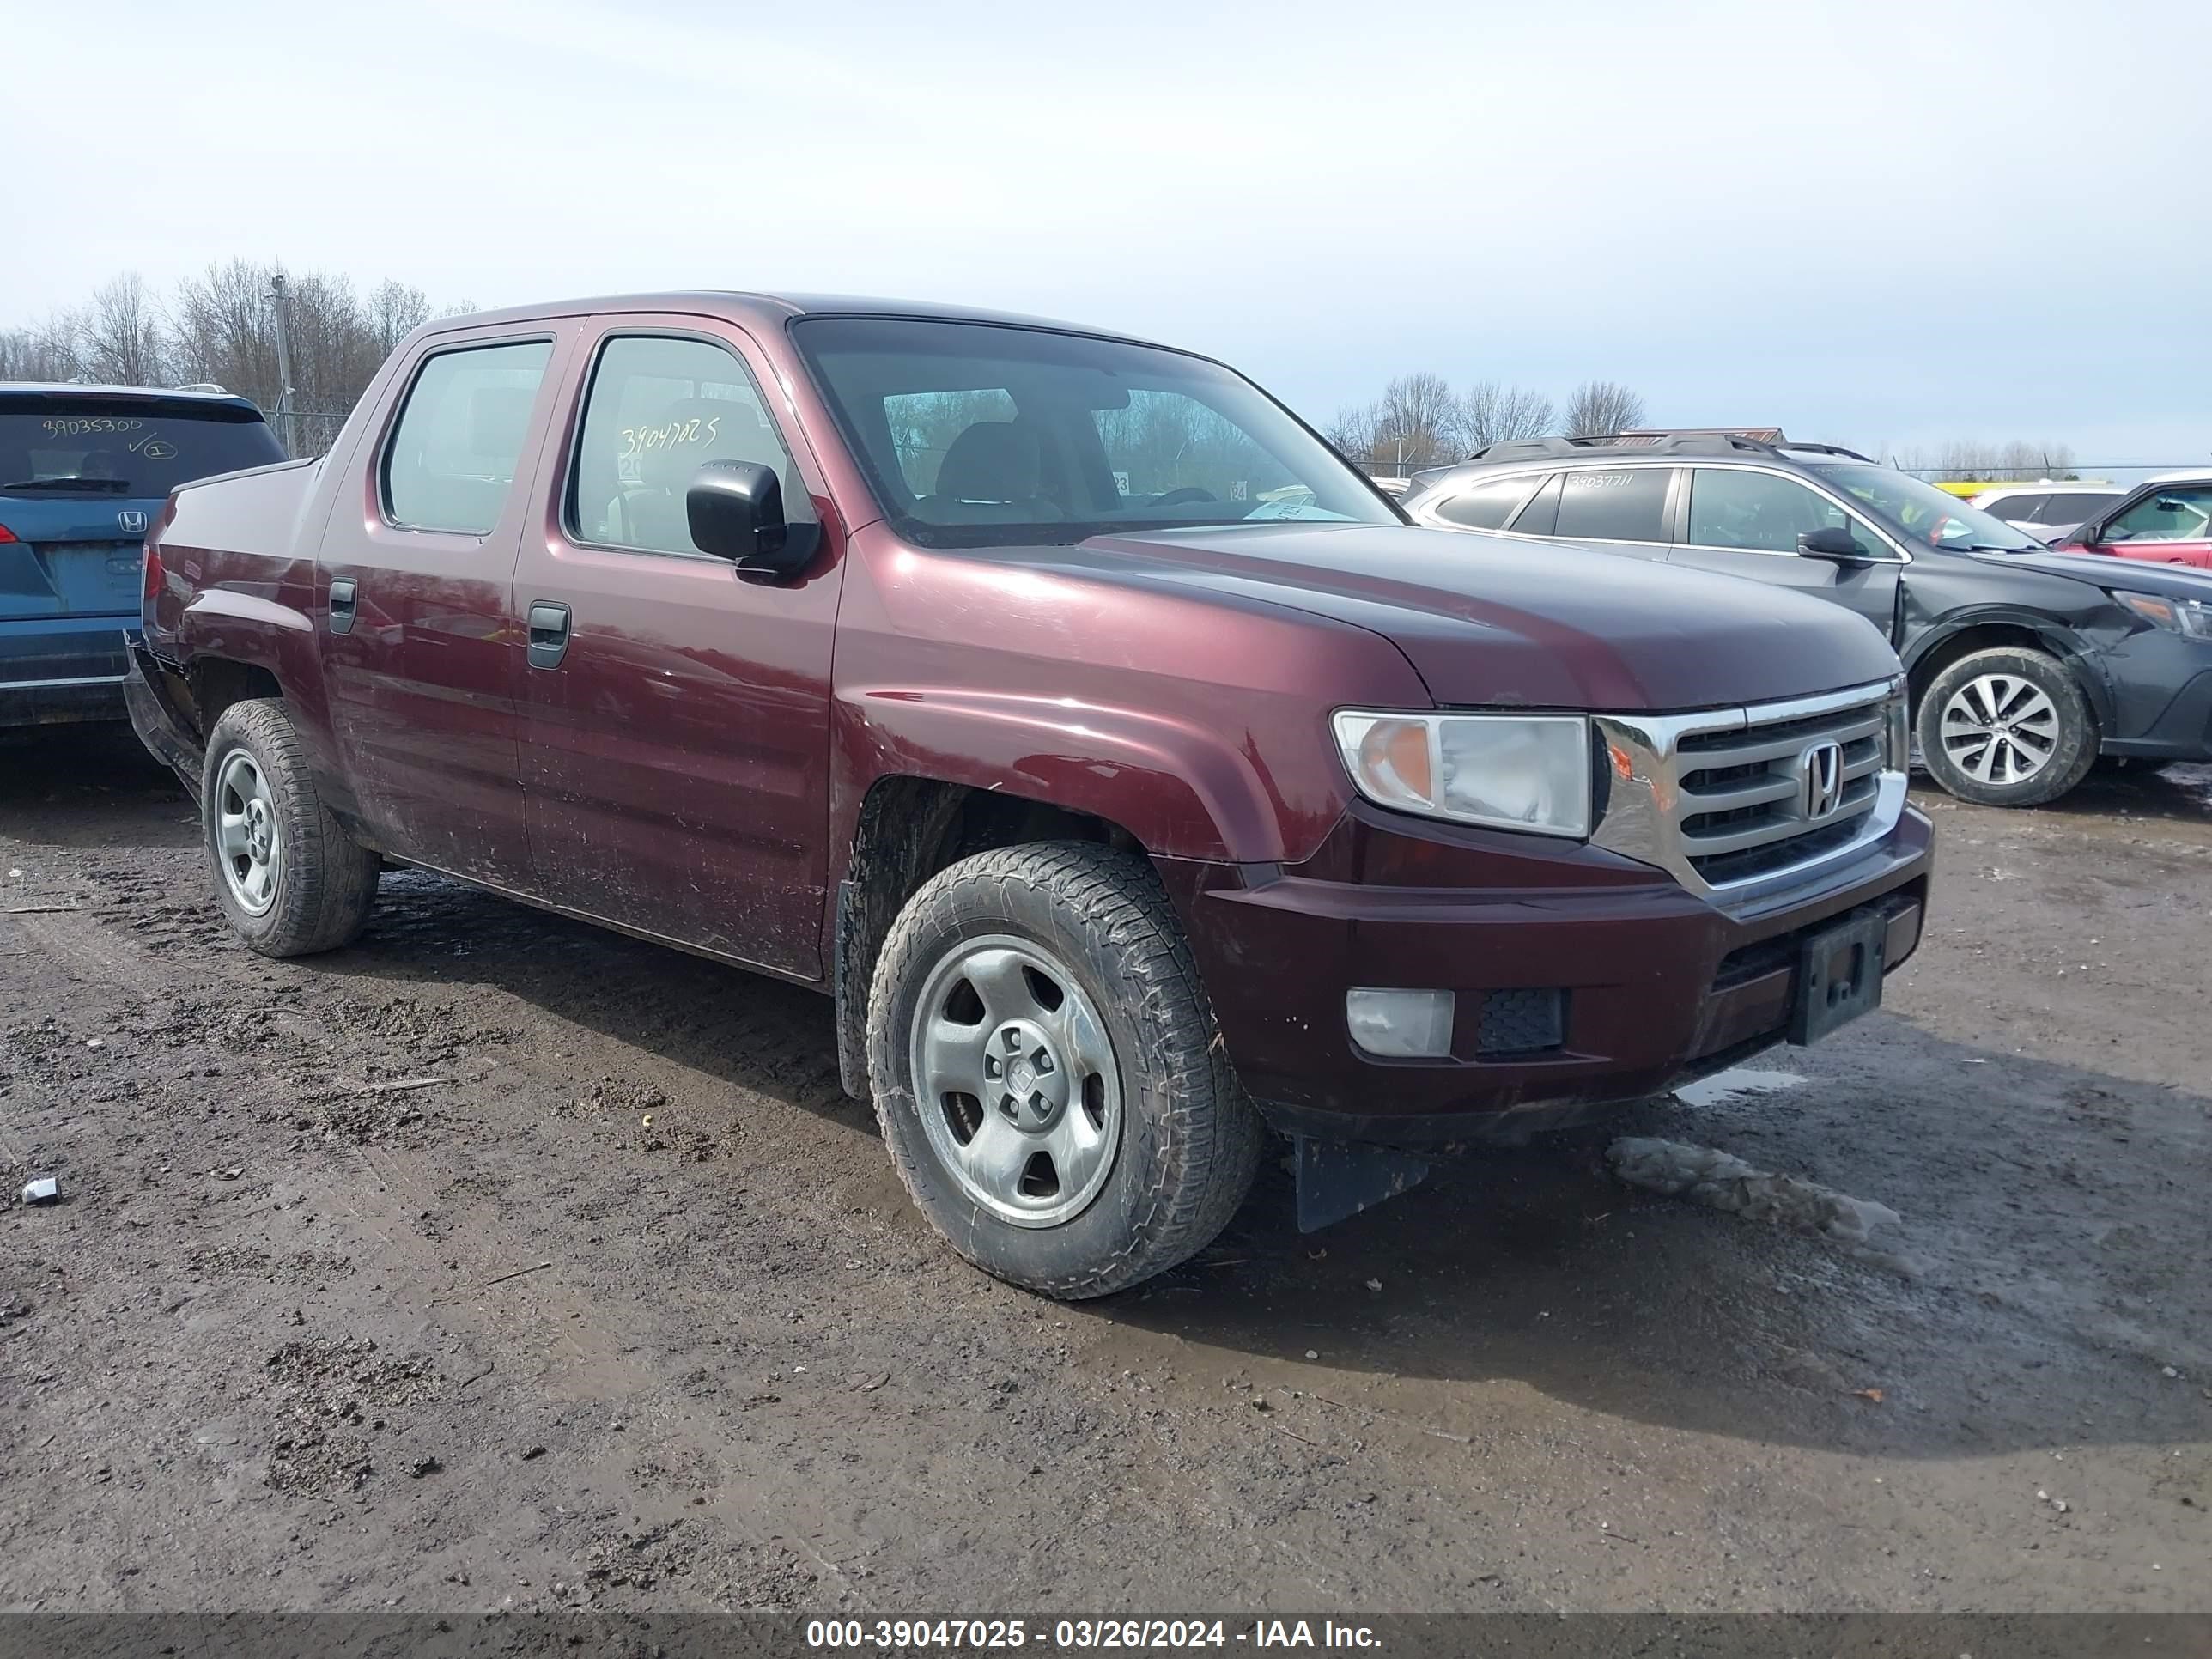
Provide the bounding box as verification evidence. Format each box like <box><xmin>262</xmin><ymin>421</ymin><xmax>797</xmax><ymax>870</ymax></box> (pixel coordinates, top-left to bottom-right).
<box><xmin>511</xmin><ymin>319</ymin><xmax>844</xmax><ymax>980</ymax></box>
<box><xmin>316</xmin><ymin>328</ymin><xmax>574</xmax><ymax>885</ymax></box>
<box><xmin>1667</xmin><ymin>465</ymin><xmax>1904</xmax><ymax>641</ymax></box>
<box><xmin>2075</xmin><ymin>483</ymin><xmax>2212</xmax><ymax>570</ymax></box>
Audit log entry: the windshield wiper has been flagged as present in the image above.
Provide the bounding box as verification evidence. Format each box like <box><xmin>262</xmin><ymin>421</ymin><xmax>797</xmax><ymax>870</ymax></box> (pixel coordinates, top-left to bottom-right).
<box><xmin>0</xmin><ymin>477</ymin><xmax>132</xmax><ymax>493</ymax></box>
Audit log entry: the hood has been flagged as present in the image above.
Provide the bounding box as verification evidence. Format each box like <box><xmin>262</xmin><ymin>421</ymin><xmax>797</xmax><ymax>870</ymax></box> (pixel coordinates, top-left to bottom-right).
<box><xmin>1978</xmin><ymin>547</ymin><xmax>2212</xmax><ymax>600</ymax></box>
<box><xmin>1065</xmin><ymin>522</ymin><xmax>1899</xmax><ymax>711</ymax></box>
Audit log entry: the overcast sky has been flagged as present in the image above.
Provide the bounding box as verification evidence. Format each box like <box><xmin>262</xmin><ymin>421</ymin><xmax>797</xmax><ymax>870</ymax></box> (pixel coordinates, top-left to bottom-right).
<box><xmin>6</xmin><ymin>0</ymin><xmax>2207</xmax><ymax>463</ymax></box>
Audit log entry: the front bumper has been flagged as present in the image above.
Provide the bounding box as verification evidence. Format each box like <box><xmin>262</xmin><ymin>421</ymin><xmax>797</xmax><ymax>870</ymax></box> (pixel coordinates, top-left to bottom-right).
<box><xmin>123</xmin><ymin>643</ymin><xmax>207</xmax><ymax>804</ymax></box>
<box><xmin>0</xmin><ymin>617</ymin><xmax>132</xmax><ymax>726</ymax></box>
<box><xmin>2094</xmin><ymin>630</ymin><xmax>2212</xmax><ymax>761</ymax></box>
<box><xmin>1158</xmin><ymin>801</ymin><xmax>1933</xmax><ymax>1147</ymax></box>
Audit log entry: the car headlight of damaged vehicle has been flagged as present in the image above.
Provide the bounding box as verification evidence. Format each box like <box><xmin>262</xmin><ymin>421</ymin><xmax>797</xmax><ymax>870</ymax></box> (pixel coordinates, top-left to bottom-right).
<box><xmin>2112</xmin><ymin>590</ymin><xmax>2212</xmax><ymax>641</ymax></box>
<box><xmin>1333</xmin><ymin>711</ymin><xmax>1593</xmax><ymax>836</ymax></box>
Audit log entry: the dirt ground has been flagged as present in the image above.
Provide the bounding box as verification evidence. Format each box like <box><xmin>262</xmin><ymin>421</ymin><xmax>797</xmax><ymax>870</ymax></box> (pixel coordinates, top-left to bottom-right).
<box><xmin>2</xmin><ymin>724</ymin><xmax>2206</xmax><ymax>1615</ymax></box>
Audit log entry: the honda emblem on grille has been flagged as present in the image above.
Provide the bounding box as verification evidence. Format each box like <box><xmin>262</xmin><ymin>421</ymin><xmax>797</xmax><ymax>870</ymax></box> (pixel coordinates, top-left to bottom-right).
<box><xmin>118</xmin><ymin>509</ymin><xmax>148</xmax><ymax>533</ymax></box>
<box><xmin>1801</xmin><ymin>740</ymin><xmax>1845</xmax><ymax>819</ymax></box>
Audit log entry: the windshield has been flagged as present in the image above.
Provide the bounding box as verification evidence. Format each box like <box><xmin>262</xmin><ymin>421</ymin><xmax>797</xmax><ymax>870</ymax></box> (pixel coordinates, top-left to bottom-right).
<box><xmin>0</xmin><ymin>394</ymin><xmax>284</xmax><ymax>499</ymax></box>
<box><xmin>792</xmin><ymin>317</ymin><xmax>1401</xmax><ymax>547</ymax></box>
<box><xmin>1808</xmin><ymin>462</ymin><xmax>2040</xmax><ymax>552</ymax></box>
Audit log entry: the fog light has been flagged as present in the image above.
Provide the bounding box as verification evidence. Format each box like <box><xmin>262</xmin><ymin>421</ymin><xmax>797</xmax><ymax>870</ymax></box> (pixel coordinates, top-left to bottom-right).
<box><xmin>1346</xmin><ymin>988</ymin><xmax>1455</xmax><ymax>1059</ymax></box>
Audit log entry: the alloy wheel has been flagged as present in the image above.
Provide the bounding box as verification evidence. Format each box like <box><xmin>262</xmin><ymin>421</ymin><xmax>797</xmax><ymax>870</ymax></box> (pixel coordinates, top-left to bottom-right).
<box><xmin>1940</xmin><ymin>673</ymin><xmax>2060</xmax><ymax>787</ymax></box>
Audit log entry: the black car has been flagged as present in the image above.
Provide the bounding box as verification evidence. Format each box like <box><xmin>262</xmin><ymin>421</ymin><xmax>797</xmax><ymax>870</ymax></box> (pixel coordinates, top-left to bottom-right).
<box><xmin>1402</xmin><ymin>434</ymin><xmax>2212</xmax><ymax>806</ymax></box>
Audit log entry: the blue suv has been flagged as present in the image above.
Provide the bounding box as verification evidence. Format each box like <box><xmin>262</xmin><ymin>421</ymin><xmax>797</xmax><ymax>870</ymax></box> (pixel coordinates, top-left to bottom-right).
<box><xmin>2</xmin><ymin>383</ymin><xmax>285</xmax><ymax>726</ymax></box>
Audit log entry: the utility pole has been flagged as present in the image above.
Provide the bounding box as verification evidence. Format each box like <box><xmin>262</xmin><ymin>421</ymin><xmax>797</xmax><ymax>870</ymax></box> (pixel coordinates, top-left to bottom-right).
<box><xmin>268</xmin><ymin>270</ymin><xmax>297</xmax><ymax>456</ymax></box>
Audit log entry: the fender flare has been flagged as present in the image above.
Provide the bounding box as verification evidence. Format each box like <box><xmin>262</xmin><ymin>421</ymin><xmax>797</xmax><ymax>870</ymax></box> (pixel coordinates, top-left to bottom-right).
<box><xmin>836</xmin><ymin>685</ymin><xmax>1305</xmax><ymax>866</ymax></box>
<box><xmin>1901</xmin><ymin>608</ymin><xmax>2115</xmax><ymax>732</ymax></box>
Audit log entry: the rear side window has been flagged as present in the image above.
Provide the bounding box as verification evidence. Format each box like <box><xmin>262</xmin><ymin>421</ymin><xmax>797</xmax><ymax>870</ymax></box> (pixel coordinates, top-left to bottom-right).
<box><xmin>1986</xmin><ymin>493</ymin><xmax>2049</xmax><ymax>521</ymax></box>
<box><xmin>568</xmin><ymin>334</ymin><xmax>813</xmax><ymax>556</ymax></box>
<box><xmin>0</xmin><ymin>395</ymin><xmax>283</xmax><ymax>499</ymax></box>
<box><xmin>2040</xmin><ymin>491</ymin><xmax>2120</xmax><ymax>524</ymax></box>
<box><xmin>1435</xmin><ymin>473</ymin><xmax>1536</xmax><ymax>530</ymax></box>
<box><xmin>1551</xmin><ymin>467</ymin><xmax>1673</xmax><ymax>543</ymax></box>
<box><xmin>382</xmin><ymin>340</ymin><xmax>553</xmax><ymax>535</ymax></box>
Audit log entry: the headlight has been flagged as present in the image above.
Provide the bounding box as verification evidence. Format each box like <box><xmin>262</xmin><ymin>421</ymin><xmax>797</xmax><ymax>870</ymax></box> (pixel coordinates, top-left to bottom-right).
<box><xmin>2112</xmin><ymin>590</ymin><xmax>2212</xmax><ymax>640</ymax></box>
<box><xmin>1332</xmin><ymin>711</ymin><xmax>1592</xmax><ymax>837</ymax></box>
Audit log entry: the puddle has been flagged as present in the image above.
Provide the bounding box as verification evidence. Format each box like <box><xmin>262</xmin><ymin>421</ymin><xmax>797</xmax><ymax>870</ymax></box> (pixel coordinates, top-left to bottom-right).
<box><xmin>1672</xmin><ymin>1067</ymin><xmax>1807</xmax><ymax>1110</ymax></box>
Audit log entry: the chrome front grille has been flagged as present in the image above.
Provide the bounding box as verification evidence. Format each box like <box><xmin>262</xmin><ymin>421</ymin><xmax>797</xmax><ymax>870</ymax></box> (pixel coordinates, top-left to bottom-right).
<box><xmin>1591</xmin><ymin>679</ymin><xmax>1907</xmax><ymax>903</ymax></box>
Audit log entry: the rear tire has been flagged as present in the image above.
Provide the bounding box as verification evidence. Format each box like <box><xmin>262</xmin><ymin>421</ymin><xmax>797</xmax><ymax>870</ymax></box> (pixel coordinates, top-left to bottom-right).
<box><xmin>867</xmin><ymin>842</ymin><xmax>1262</xmax><ymax>1299</ymax></box>
<box><xmin>1917</xmin><ymin>647</ymin><xmax>2097</xmax><ymax>807</ymax></box>
<box><xmin>202</xmin><ymin>698</ymin><xmax>380</xmax><ymax>957</ymax></box>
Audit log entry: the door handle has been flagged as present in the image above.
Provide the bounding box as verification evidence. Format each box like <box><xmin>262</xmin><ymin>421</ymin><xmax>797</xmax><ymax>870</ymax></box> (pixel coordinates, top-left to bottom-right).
<box><xmin>328</xmin><ymin>578</ymin><xmax>357</xmax><ymax>635</ymax></box>
<box><xmin>526</xmin><ymin>601</ymin><xmax>572</xmax><ymax>670</ymax></box>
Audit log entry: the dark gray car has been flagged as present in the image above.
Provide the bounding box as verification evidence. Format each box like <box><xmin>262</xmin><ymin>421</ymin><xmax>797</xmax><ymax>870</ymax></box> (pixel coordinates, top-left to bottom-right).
<box><xmin>1403</xmin><ymin>434</ymin><xmax>2212</xmax><ymax>806</ymax></box>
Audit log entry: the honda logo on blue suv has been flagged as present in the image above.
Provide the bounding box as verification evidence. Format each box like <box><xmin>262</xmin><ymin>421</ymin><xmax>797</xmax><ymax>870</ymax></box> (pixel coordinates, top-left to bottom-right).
<box><xmin>118</xmin><ymin>509</ymin><xmax>148</xmax><ymax>533</ymax></box>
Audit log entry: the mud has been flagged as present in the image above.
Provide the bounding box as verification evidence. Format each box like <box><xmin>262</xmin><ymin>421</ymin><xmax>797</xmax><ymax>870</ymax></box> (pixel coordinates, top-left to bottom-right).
<box><xmin>2</xmin><ymin>724</ymin><xmax>2208</xmax><ymax>1613</ymax></box>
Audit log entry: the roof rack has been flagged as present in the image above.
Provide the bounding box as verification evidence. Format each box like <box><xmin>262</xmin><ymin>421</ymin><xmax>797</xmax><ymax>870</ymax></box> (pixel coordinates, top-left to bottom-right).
<box><xmin>1772</xmin><ymin>441</ymin><xmax>1874</xmax><ymax>461</ymax></box>
<box><xmin>1462</xmin><ymin>432</ymin><xmax>1874</xmax><ymax>465</ymax></box>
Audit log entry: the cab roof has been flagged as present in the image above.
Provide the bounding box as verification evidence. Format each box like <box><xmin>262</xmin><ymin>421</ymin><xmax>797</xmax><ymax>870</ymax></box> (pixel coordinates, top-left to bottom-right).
<box><xmin>416</xmin><ymin>291</ymin><xmax>1158</xmax><ymax>346</ymax></box>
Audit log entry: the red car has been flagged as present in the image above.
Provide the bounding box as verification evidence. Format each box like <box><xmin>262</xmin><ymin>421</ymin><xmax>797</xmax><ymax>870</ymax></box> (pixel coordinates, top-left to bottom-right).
<box><xmin>2053</xmin><ymin>473</ymin><xmax>2212</xmax><ymax>570</ymax></box>
<box><xmin>126</xmin><ymin>292</ymin><xmax>1931</xmax><ymax>1297</ymax></box>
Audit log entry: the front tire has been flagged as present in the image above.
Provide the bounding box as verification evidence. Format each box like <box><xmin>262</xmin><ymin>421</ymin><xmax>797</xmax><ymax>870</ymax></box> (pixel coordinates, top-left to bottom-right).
<box><xmin>866</xmin><ymin>842</ymin><xmax>1262</xmax><ymax>1298</ymax></box>
<box><xmin>201</xmin><ymin>698</ymin><xmax>380</xmax><ymax>957</ymax></box>
<box><xmin>1917</xmin><ymin>647</ymin><xmax>2097</xmax><ymax>807</ymax></box>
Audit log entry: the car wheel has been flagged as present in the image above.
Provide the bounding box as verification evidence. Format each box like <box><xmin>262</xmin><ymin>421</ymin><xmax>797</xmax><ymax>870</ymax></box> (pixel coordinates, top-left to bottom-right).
<box><xmin>867</xmin><ymin>841</ymin><xmax>1263</xmax><ymax>1298</ymax></box>
<box><xmin>1917</xmin><ymin>647</ymin><xmax>2098</xmax><ymax>807</ymax></box>
<box><xmin>201</xmin><ymin>698</ymin><xmax>381</xmax><ymax>957</ymax></box>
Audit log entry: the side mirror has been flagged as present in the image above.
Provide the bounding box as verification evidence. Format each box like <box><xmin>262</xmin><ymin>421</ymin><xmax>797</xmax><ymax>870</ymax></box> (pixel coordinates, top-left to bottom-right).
<box><xmin>1798</xmin><ymin>525</ymin><xmax>1871</xmax><ymax>563</ymax></box>
<box><xmin>686</xmin><ymin>461</ymin><xmax>818</xmax><ymax>575</ymax></box>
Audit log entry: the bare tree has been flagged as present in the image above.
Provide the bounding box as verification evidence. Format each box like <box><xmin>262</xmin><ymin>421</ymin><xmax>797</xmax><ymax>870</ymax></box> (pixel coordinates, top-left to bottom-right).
<box><xmin>170</xmin><ymin>259</ymin><xmax>283</xmax><ymax>408</ymax></box>
<box><xmin>81</xmin><ymin>273</ymin><xmax>169</xmax><ymax>386</ymax></box>
<box><xmin>0</xmin><ymin>311</ymin><xmax>89</xmax><ymax>381</ymax></box>
<box><xmin>1324</xmin><ymin>402</ymin><xmax>1381</xmax><ymax>458</ymax></box>
<box><xmin>1458</xmin><ymin>380</ymin><xmax>1554</xmax><ymax>448</ymax></box>
<box><xmin>1561</xmin><ymin>380</ymin><xmax>1647</xmax><ymax>439</ymax></box>
<box><xmin>367</xmin><ymin>280</ymin><xmax>431</xmax><ymax>355</ymax></box>
<box><xmin>1368</xmin><ymin>372</ymin><xmax>1461</xmax><ymax>469</ymax></box>
<box><xmin>6</xmin><ymin>260</ymin><xmax>470</xmax><ymax>455</ymax></box>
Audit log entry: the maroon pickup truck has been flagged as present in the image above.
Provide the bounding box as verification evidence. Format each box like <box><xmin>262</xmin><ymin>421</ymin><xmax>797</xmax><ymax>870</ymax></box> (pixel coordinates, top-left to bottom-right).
<box><xmin>129</xmin><ymin>293</ymin><xmax>1931</xmax><ymax>1297</ymax></box>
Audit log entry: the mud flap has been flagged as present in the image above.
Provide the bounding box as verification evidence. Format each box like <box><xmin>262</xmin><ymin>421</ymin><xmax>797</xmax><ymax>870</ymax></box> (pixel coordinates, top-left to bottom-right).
<box><xmin>1294</xmin><ymin>1135</ymin><xmax>1432</xmax><ymax>1232</ymax></box>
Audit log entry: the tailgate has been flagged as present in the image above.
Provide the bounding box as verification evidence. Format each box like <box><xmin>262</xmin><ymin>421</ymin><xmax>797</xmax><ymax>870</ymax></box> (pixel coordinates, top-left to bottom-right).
<box><xmin>0</xmin><ymin>497</ymin><xmax>153</xmax><ymax>623</ymax></box>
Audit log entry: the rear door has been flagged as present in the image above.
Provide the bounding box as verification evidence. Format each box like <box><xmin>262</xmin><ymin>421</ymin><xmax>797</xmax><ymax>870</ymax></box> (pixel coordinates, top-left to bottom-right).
<box><xmin>1667</xmin><ymin>464</ymin><xmax>1904</xmax><ymax>641</ymax></box>
<box><xmin>509</xmin><ymin>317</ymin><xmax>844</xmax><ymax>979</ymax></box>
<box><xmin>315</xmin><ymin>325</ymin><xmax>577</xmax><ymax>885</ymax></box>
<box><xmin>1</xmin><ymin>392</ymin><xmax>283</xmax><ymax>708</ymax></box>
